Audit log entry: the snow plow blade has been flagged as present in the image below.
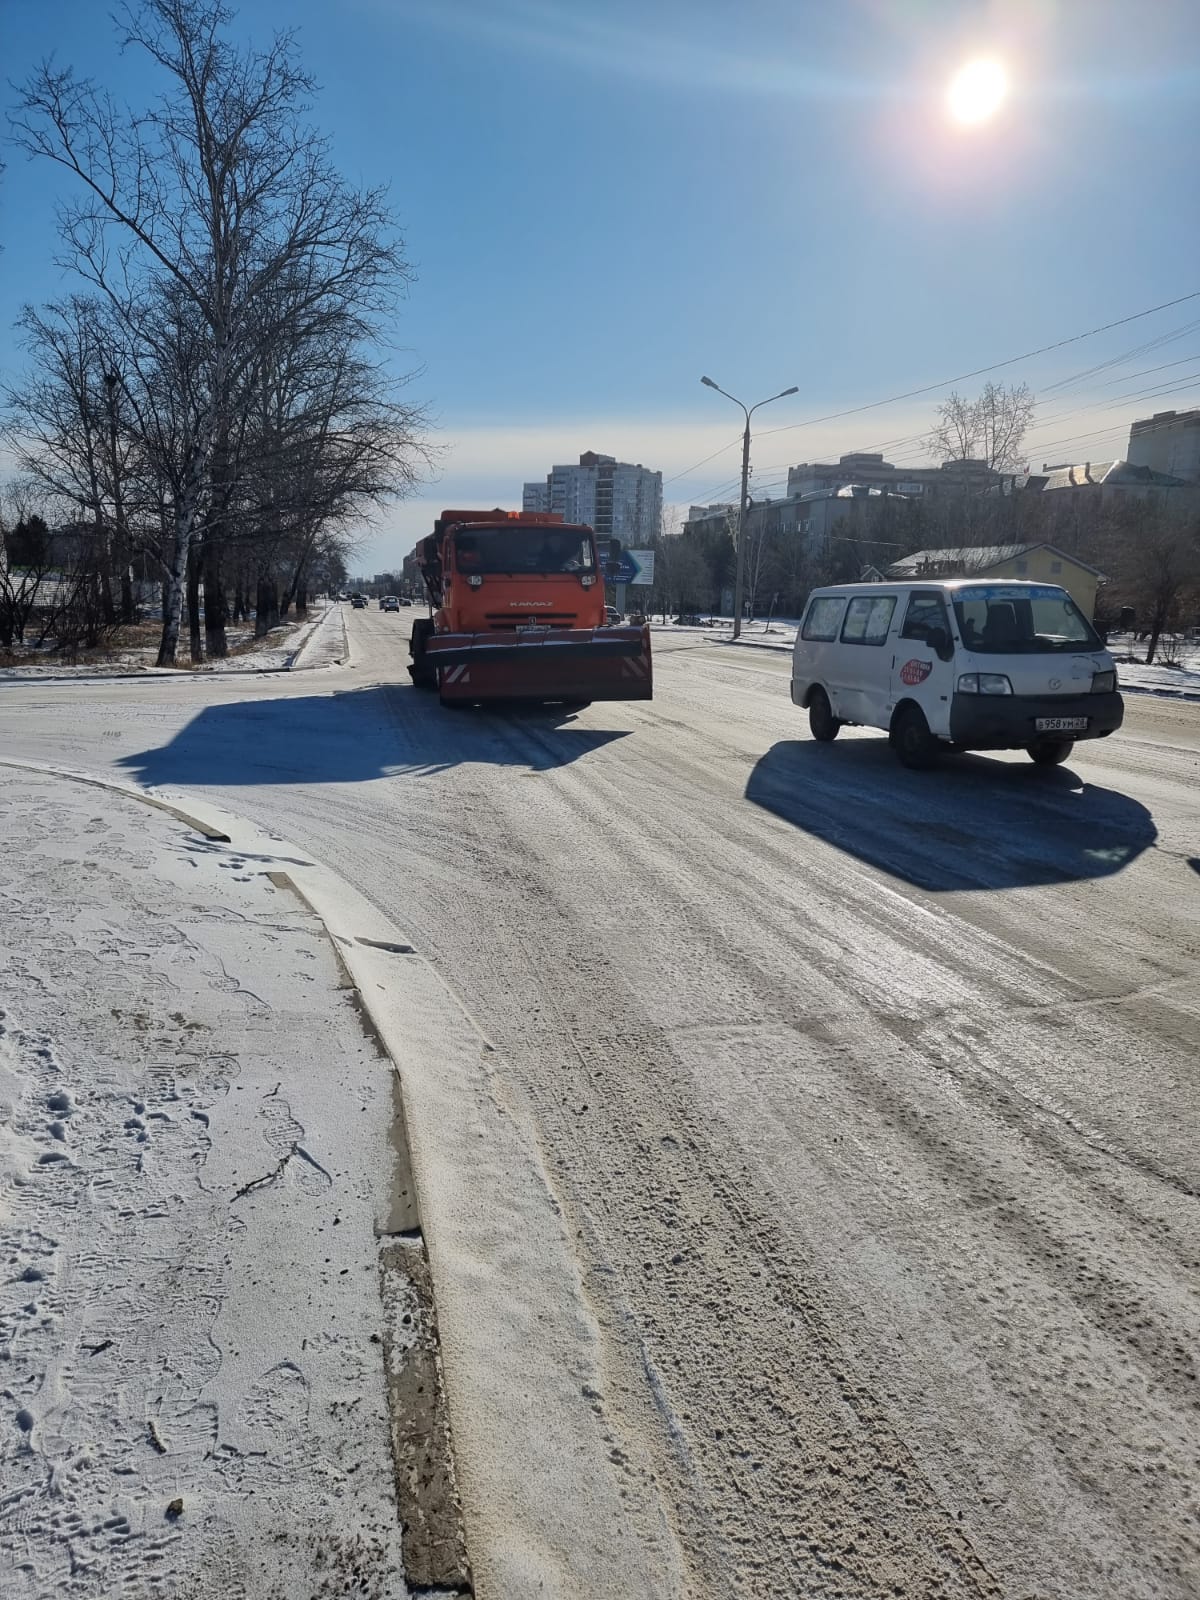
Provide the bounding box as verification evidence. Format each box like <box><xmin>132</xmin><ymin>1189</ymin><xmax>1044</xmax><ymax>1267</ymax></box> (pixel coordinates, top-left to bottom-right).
<box><xmin>427</xmin><ymin>625</ymin><xmax>653</xmax><ymax>703</ymax></box>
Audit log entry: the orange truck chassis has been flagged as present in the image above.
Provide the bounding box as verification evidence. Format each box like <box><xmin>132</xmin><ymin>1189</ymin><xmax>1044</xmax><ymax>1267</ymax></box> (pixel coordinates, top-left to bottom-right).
<box><xmin>408</xmin><ymin>508</ymin><xmax>653</xmax><ymax>707</ymax></box>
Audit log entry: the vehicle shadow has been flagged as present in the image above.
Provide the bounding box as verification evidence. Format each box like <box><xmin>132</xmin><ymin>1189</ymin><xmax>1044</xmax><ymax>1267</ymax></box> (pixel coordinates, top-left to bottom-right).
<box><xmin>745</xmin><ymin>737</ymin><xmax>1157</xmax><ymax>892</ymax></box>
<box><xmin>117</xmin><ymin>682</ymin><xmax>628</xmax><ymax>789</ymax></box>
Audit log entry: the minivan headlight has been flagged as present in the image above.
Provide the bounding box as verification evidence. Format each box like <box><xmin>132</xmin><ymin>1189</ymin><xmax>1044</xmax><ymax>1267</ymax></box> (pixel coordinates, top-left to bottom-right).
<box><xmin>957</xmin><ymin>673</ymin><xmax>1013</xmax><ymax>695</ymax></box>
<box><xmin>1091</xmin><ymin>670</ymin><xmax>1116</xmax><ymax>693</ymax></box>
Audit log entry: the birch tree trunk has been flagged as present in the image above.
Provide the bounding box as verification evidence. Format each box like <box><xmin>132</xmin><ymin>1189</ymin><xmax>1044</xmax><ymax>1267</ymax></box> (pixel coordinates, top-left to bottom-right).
<box><xmin>187</xmin><ymin>541</ymin><xmax>203</xmax><ymax>664</ymax></box>
<box><xmin>157</xmin><ymin>513</ymin><xmax>191</xmax><ymax>666</ymax></box>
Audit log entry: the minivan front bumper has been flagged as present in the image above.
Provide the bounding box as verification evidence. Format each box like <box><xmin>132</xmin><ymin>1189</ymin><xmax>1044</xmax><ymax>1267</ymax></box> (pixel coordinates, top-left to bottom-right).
<box><xmin>949</xmin><ymin>690</ymin><xmax>1123</xmax><ymax>749</ymax></box>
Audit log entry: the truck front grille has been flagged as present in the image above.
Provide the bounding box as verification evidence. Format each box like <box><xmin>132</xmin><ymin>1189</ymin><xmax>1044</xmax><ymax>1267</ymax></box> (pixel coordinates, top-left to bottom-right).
<box><xmin>483</xmin><ymin>613</ymin><xmax>579</xmax><ymax>630</ymax></box>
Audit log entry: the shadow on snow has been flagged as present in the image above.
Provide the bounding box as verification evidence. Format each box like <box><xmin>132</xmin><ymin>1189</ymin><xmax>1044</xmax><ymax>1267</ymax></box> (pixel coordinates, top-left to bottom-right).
<box><xmin>116</xmin><ymin>683</ymin><xmax>629</xmax><ymax>789</ymax></box>
<box><xmin>745</xmin><ymin>737</ymin><xmax>1157</xmax><ymax>892</ymax></box>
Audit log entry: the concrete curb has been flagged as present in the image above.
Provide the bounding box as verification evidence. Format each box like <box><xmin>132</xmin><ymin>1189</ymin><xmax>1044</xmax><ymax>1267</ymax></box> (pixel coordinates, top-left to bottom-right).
<box><xmin>1119</xmin><ymin>682</ymin><xmax>1200</xmax><ymax>704</ymax></box>
<box><xmin>723</xmin><ymin>636</ymin><xmax>791</xmax><ymax>655</ymax></box>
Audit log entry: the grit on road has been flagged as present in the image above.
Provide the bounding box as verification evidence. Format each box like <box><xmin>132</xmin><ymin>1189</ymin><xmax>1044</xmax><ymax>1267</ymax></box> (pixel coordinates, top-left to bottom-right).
<box><xmin>2</xmin><ymin>607</ymin><xmax>1197</xmax><ymax>1600</ymax></box>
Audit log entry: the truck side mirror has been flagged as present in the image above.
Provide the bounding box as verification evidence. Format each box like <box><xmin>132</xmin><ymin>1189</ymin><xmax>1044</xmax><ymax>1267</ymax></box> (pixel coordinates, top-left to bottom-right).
<box><xmin>928</xmin><ymin>625</ymin><xmax>953</xmax><ymax>661</ymax></box>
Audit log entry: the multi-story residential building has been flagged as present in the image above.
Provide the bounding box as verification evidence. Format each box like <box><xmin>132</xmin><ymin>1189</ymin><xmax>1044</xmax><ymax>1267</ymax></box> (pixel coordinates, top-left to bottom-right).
<box><xmin>521</xmin><ymin>481</ymin><xmax>552</xmax><ymax>513</ymax></box>
<box><xmin>683</xmin><ymin>504</ymin><xmax>736</xmax><ymax>538</ymax></box>
<box><xmin>683</xmin><ymin>485</ymin><xmax>916</xmax><ymax>557</ymax></box>
<box><xmin>1126</xmin><ymin>409</ymin><xmax>1200</xmax><ymax>482</ymax></box>
<box><xmin>523</xmin><ymin>451</ymin><xmax>663</xmax><ymax>542</ymax></box>
<box><xmin>786</xmin><ymin>451</ymin><xmax>999</xmax><ymax>499</ymax></box>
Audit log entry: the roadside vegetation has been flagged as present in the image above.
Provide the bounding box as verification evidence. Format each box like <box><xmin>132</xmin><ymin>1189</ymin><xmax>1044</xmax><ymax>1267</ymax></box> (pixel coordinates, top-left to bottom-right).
<box><xmin>3</xmin><ymin>0</ymin><xmax>429</xmax><ymax>667</ymax></box>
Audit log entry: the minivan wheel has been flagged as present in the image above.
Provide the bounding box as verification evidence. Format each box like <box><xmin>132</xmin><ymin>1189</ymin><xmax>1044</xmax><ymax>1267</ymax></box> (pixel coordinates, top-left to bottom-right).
<box><xmin>891</xmin><ymin>705</ymin><xmax>939</xmax><ymax>769</ymax></box>
<box><xmin>1028</xmin><ymin>739</ymin><xmax>1074</xmax><ymax>766</ymax></box>
<box><xmin>808</xmin><ymin>688</ymin><xmax>841</xmax><ymax>743</ymax></box>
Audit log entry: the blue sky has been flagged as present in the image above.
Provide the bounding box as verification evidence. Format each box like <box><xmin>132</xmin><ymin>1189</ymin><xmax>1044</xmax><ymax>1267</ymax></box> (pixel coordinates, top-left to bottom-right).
<box><xmin>3</xmin><ymin>0</ymin><xmax>1198</xmax><ymax>571</ymax></box>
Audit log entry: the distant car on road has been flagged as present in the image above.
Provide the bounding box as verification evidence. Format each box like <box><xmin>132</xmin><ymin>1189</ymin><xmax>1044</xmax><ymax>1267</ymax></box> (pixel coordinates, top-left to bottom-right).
<box><xmin>398</xmin><ymin>597</ymin><xmax>413</xmax><ymax>607</ymax></box>
<box><xmin>351</xmin><ymin>594</ymin><xmax>367</xmax><ymax>609</ymax></box>
<box><xmin>381</xmin><ymin>595</ymin><xmax>400</xmax><ymax>612</ymax></box>
<box><xmin>605</xmin><ymin>606</ymin><xmax>623</xmax><ymax>625</ymax></box>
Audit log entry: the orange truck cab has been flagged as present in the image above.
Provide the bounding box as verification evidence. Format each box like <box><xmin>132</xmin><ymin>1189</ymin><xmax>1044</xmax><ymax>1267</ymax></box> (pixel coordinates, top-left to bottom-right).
<box><xmin>408</xmin><ymin>509</ymin><xmax>653</xmax><ymax>707</ymax></box>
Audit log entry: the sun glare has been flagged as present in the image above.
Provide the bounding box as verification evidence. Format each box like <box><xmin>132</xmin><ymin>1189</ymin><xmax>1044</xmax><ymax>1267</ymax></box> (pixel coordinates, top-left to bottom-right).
<box><xmin>946</xmin><ymin>59</ymin><xmax>1009</xmax><ymax>125</ymax></box>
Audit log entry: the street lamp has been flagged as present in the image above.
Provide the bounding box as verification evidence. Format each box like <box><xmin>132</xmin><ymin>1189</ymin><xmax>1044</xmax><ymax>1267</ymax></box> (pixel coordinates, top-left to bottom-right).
<box><xmin>701</xmin><ymin>376</ymin><xmax>798</xmax><ymax>638</ymax></box>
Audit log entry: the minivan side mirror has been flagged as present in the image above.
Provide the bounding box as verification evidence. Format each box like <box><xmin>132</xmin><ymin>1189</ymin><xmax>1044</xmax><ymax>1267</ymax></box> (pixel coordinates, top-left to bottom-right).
<box><xmin>927</xmin><ymin>625</ymin><xmax>954</xmax><ymax>661</ymax></box>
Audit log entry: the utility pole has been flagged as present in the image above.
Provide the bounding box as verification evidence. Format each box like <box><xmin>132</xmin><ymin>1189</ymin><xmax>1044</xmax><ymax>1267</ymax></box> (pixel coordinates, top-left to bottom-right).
<box><xmin>700</xmin><ymin>377</ymin><xmax>798</xmax><ymax>639</ymax></box>
<box><xmin>735</xmin><ymin>416</ymin><xmax>752</xmax><ymax>636</ymax></box>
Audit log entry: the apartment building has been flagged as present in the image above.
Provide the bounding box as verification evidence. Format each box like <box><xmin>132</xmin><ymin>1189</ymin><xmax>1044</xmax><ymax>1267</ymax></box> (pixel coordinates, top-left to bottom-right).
<box><xmin>523</xmin><ymin>450</ymin><xmax>663</xmax><ymax>542</ymax></box>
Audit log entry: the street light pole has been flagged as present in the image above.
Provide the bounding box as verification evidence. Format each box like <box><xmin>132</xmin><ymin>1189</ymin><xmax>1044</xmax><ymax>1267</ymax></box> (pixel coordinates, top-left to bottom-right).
<box><xmin>701</xmin><ymin>376</ymin><xmax>798</xmax><ymax>639</ymax></box>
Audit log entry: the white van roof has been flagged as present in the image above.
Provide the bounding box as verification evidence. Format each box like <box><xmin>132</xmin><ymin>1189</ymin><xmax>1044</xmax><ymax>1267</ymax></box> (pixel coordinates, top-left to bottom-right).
<box><xmin>808</xmin><ymin>578</ymin><xmax>1069</xmax><ymax>596</ymax></box>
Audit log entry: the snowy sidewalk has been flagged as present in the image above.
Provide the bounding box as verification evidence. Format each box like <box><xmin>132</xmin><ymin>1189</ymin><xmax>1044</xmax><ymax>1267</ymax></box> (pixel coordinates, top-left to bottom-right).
<box><xmin>0</xmin><ymin>769</ymin><xmax>412</xmax><ymax>1598</ymax></box>
<box><xmin>0</xmin><ymin>601</ymin><xmax>342</xmax><ymax>683</ymax></box>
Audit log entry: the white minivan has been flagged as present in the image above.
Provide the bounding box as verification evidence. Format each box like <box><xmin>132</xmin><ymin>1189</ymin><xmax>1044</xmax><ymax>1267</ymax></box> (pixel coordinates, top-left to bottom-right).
<box><xmin>791</xmin><ymin>579</ymin><xmax>1123</xmax><ymax>768</ymax></box>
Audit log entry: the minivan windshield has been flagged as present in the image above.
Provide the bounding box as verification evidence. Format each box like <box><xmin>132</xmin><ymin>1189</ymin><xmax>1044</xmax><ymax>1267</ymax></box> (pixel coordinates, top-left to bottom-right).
<box><xmin>453</xmin><ymin>526</ymin><xmax>595</xmax><ymax>575</ymax></box>
<box><xmin>952</xmin><ymin>586</ymin><xmax>1101</xmax><ymax>654</ymax></box>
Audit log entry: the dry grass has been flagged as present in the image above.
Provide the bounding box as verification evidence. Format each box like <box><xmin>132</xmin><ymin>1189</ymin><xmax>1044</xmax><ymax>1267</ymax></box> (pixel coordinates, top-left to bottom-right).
<box><xmin>0</xmin><ymin>614</ymin><xmax>306</xmax><ymax>671</ymax></box>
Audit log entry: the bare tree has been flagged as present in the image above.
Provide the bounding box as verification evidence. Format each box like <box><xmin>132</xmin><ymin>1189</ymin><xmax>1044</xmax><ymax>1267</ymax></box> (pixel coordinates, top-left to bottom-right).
<box><xmin>0</xmin><ymin>490</ymin><xmax>55</xmax><ymax>650</ymax></box>
<box><xmin>650</xmin><ymin>532</ymin><xmax>709</xmax><ymax>621</ymax></box>
<box><xmin>928</xmin><ymin>382</ymin><xmax>1035</xmax><ymax>474</ymax></box>
<box><xmin>1</xmin><ymin>300</ymin><xmax>129</xmax><ymax>620</ymax></box>
<box><xmin>1101</xmin><ymin>503</ymin><xmax>1200</xmax><ymax>663</ymax></box>
<box><xmin>12</xmin><ymin>0</ymin><xmax>421</xmax><ymax>665</ymax></box>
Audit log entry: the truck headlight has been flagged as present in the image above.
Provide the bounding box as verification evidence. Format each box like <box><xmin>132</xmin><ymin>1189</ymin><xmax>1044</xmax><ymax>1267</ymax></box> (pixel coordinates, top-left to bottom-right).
<box><xmin>957</xmin><ymin>673</ymin><xmax>1013</xmax><ymax>695</ymax></box>
<box><xmin>1091</xmin><ymin>670</ymin><xmax>1115</xmax><ymax>693</ymax></box>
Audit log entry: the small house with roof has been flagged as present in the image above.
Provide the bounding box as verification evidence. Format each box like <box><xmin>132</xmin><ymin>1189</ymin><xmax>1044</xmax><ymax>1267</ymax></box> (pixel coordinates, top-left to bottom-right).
<box><xmin>885</xmin><ymin>542</ymin><xmax>1106</xmax><ymax>617</ymax></box>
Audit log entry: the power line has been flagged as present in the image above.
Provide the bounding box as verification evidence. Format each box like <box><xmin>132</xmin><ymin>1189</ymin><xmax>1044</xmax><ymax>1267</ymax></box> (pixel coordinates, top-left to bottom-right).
<box><xmin>1037</xmin><ymin>319</ymin><xmax>1200</xmax><ymax>397</ymax></box>
<box><xmin>662</xmin><ymin>435</ymin><xmax>743</xmax><ymax>488</ymax></box>
<box><xmin>668</xmin><ymin>289</ymin><xmax>1200</xmax><ymax>507</ymax></box>
<box><xmin>752</xmin><ymin>289</ymin><xmax>1200</xmax><ymax>442</ymax></box>
<box><xmin>694</xmin><ymin>357</ymin><xmax>1200</xmax><ymax>503</ymax></box>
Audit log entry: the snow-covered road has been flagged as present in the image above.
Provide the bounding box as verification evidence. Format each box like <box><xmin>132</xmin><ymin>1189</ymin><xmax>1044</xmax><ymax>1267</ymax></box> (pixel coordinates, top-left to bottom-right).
<box><xmin>1</xmin><ymin>606</ymin><xmax>1198</xmax><ymax>1599</ymax></box>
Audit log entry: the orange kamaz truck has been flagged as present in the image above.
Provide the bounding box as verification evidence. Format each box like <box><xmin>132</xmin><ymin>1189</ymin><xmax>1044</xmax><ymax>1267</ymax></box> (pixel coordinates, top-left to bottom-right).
<box><xmin>407</xmin><ymin>508</ymin><xmax>653</xmax><ymax>707</ymax></box>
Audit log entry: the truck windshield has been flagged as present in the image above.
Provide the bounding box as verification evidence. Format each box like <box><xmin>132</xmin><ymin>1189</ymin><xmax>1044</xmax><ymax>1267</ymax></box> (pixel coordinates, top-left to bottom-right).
<box><xmin>453</xmin><ymin>526</ymin><xmax>595</xmax><ymax>575</ymax></box>
<box><xmin>952</xmin><ymin>587</ymin><xmax>1101</xmax><ymax>654</ymax></box>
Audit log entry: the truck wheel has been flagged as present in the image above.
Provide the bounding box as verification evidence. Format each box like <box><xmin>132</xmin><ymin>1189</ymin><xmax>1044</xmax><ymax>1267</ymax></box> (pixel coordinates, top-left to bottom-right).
<box><xmin>807</xmin><ymin>688</ymin><xmax>841</xmax><ymax>743</ymax></box>
<box><xmin>408</xmin><ymin>618</ymin><xmax>437</xmax><ymax>689</ymax></box>
<box><xmin>891</xmin><ymin>705</ymin><xmax>940</xmax><ymax>769</ymax></box>
<box><xmin>1028</xmin><ymin>739</ymin><xmax>1074</xmax><ymax>766</ymax></box>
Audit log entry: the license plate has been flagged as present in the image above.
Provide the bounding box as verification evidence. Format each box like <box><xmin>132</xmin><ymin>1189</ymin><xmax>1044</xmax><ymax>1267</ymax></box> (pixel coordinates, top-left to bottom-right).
<box><xmin>516</xmin><ymin>623</ymin><xmax>551</xmax><ymax>636</ymax></box>
<box><xmin>1035</xmin><ymin>716</ymin><xmax>1087</xmax><ymax>732</ymax></box>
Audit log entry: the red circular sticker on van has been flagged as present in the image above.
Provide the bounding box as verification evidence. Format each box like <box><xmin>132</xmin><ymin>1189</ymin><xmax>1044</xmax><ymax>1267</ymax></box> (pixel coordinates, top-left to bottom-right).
<box><xmin>900</xmin><ymin>658</ymin><xmax>933</xmax><ymax>686</ymax></box>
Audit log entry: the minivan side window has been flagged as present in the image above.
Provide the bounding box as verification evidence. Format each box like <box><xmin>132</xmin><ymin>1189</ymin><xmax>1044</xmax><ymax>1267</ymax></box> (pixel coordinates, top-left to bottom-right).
<box><xmin>841</xmin><ymin>594</ymin><xmax>896</xmax><ymax>645</ymax></box>
<box><xmin>801</xmin><ymin>595</ymin><xmax>847</xmax><ymax>641</ymax></box>
<box><xmin>900</xmin><ymin>592</ymin><xmax>951</xmax><ymax>642</ymax></box>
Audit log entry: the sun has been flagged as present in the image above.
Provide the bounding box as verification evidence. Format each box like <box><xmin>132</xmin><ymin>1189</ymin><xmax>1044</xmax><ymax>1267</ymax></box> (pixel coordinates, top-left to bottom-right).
<box><xmin>946</xmin><ymin>59</ymin><xmax>1009</xmax><ymax>125</ymax></box>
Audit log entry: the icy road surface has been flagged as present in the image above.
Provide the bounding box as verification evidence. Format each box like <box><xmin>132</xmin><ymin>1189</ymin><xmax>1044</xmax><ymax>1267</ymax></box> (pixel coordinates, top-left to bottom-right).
<box><xmin>1</xmin><ymin>605</ymin><xmax>1198</xmax><ymax>1599</ymax></box>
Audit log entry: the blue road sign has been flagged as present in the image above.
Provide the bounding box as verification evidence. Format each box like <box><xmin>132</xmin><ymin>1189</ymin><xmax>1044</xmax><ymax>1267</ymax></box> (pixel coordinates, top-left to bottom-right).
<box><xmin>604</xmin><ymin>550</ymin><xmax>655</xmax><ymax>585</ymax></box>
